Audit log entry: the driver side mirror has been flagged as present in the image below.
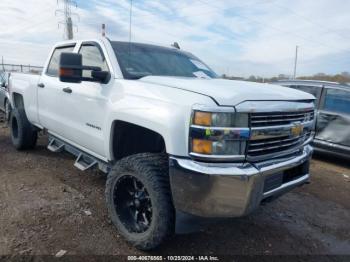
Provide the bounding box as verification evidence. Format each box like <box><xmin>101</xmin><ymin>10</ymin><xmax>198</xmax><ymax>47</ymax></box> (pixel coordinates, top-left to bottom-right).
<box><xmin>1</xmin><ymin>82</ymin><xmax>6</xmax><ymax>88</ymax></box>
<box><xmin>59</xmin><ymin>52</ymin><xmax>83</xmax><ymax>83</ymax></box>
<box><xmin>59</xmin><ymin>52</ymin><xmax>110</xmax><ymax>84</ymax></box>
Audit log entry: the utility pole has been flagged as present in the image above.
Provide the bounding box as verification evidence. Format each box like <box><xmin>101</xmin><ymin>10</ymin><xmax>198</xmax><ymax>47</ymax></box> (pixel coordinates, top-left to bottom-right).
<box><xmin>67</xmin><ymin>17</ymin><xmax>73</xmax><ymax>40</ymax></box>
<box><xmin>102</xmin><ymin>23</ymin><xmax>106</xmax><ymax>37</ymax></box>
<box><xmin>293</xmin><ymin>45</ymin><xmax>298</xmax><ymax>79</ymax></box>
<box><xmin>56</xmin><ymin>0</ymin><xmax>79</xmax><ymax>40</ymax></box>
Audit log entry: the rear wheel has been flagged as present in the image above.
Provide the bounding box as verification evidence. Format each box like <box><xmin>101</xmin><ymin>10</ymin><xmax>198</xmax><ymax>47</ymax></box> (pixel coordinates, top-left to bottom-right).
<box><xmin>10</xmin><ymin>108</ymin><xmax>38</xmax><ymax>150</ymax></box>
<box><xmin>106</xmin><ymin>153</ymin><xmax>175</xmax><ymax>250</ymax></box>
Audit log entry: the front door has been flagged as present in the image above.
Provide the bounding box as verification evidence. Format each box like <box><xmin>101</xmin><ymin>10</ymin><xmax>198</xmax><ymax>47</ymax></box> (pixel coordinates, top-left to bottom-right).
<box><xmin>38</xmin><ymin>43</ymin><xmax>111</xmax><ymax>159</ymax></box>
<box><xmin>56</xmin><ymin>42</ymin><xmax>111</xmax><ymax>158</ymax></box>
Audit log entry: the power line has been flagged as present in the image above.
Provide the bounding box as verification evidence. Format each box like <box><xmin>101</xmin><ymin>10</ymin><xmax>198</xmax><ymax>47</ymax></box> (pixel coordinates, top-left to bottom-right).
<box><xmin>124</xmin><ymin>0</ymin><xmax>270</xmax><ymax>42</ymax></box>
<box><xmin>129</xmin><ymin>0</ymin><xmax>343</xmax><ymax>57</ymax></box>
<box><xmin>84</xmin><ymin>0</ymin><xmax>274</xmax><ymax>43</ymax></box>
<box><xmin>132</xmin><ymin>0</ymin><xmax>276</xmax><ymax>21</ymax></box>
<box><xmin>56</xmin><ymin>0</ymin><xmax>79</xmax><ymax>40</ymax></box>
<box><xmin>196</xmin><ymin>0</ymin><xmax>350</xmax><ymax>55</ymax></box>
<box><xmin>270</xmin><ymin>2</ymin><xmax>350</xmax><ymax>42</ymax></box>
<box><xmin>139</xmin><ymin>1</ymin><xmax>349</xmax><ymax>70</ymax></box>
<box><xmin>122</xmin><ymin>0</ymin><xmax>224</xmax><ymax>20</ymax></box>
<box><xmin>80</xmin><ymin>0</ymin><xmax>349</xmax><ymax>69</ymax></box>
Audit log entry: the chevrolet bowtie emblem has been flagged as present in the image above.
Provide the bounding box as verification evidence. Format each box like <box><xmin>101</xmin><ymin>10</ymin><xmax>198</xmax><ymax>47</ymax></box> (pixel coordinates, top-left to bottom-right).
<box><xmin>291</xmin><ymin>123</ymin><xmax>303</xmax><ymax>137</ymax></box>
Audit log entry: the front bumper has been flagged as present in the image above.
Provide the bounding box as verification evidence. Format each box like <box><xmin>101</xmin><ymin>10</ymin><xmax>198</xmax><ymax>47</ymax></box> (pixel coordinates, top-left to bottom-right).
<box><xmin>169</xmin><ymin>145</ymin><xmax>313</xmax><ymax>218</ymax></box>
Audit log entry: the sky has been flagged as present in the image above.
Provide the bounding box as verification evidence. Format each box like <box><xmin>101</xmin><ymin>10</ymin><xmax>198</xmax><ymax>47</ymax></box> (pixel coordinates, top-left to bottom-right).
<box><xmin>0</xmin><ymin>0</ymin><xmax>349</xmax><ymax>77</ymax></box>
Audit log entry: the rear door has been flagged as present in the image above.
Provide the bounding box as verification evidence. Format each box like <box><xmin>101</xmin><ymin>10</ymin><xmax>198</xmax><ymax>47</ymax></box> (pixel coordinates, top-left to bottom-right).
<box><xmin>315</xmin><ymin>87</ymin><xmax>350</xmax><ymax>148</ymax></box>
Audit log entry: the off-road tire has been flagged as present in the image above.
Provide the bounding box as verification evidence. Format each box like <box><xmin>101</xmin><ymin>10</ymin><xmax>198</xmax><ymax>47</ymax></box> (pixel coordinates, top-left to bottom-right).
<box><xmin>106</xmin><ymin>153</ymin><xmax>175</xmax><ymax>250</ymax></box>
<box><xmin>10</xmin><ymin>107</ymin><xmax>38</xmax><ymax>150</ymax></box>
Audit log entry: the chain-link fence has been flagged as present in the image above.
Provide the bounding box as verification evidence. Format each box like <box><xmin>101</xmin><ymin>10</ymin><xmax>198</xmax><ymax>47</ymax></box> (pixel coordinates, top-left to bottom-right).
<box><xmin>1</xmin><ymin>63</ymin><xmax>43</xmax><ymax>75</ymax></box>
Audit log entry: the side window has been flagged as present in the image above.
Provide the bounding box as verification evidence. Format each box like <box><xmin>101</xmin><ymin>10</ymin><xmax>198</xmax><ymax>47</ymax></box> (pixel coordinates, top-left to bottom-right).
<box><xmin>46</xmin><ymin>45</ymin><xmax>75</xmax><ymax>76</ymax></box>
<box><xmin>323</xmin><ymin>88</ymin><xmax>350</xmax><ymax>115</ymax></box>
<box><xmin>79</xmin><ymin>44</ymin><xmax>109</xmax><ymax>78</ymax></box>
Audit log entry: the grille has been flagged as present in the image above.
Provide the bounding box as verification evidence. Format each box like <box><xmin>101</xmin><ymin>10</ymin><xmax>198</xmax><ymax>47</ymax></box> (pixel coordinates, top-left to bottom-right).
<box><xmin>250</xmin><ymin>110</ymin><xmax>314</xmax><ymax>128</ymax></box>
<box><xmin>247</xmin><ymin>132</ymin><xmax>311</xmax><ymax>159</ymax></box>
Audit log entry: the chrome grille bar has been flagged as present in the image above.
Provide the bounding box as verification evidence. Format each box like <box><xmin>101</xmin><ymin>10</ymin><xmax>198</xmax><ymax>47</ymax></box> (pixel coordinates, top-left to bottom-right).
<box><xmin>247</xmin><ymin>113</ymin><xmax>314</xmax><ymax>161</ymax></box>
<box><xmin>235</xmin><ymin>100</ymin><xmax>315</xmax><ymax>162</ymax></box>
<box><xmin>250</xmin><ymin>110</ymin><xmax>314</xmax><ymax>128</ymax></box>
<box><xmin>248</xmin><ymin>138</ymin><xmax>302</xmax><ymax>153</ymax></box>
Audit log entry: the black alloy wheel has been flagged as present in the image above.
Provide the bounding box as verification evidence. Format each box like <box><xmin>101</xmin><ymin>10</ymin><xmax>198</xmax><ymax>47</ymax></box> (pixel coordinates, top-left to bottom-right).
<box><xmin>105</xmin><ymin>153</ymin><xmax>175</xmax><ymax>250</ymax></box>
<box><xmin>113</xmin><ymin>175</ymin><xmax>153</xmax><ymax>233</ymax></box>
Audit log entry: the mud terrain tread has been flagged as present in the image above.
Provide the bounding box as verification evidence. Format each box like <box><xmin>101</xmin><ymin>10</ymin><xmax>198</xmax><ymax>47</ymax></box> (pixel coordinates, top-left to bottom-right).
<box><xmin>10</xmin><ymin>108</ymin><xmax>37</xmax><ymax>150</ymax></box>
<box><xmin>106</xmin><ymin>153</ymin><xmax>175</xmax><ymax>250</ymax></box>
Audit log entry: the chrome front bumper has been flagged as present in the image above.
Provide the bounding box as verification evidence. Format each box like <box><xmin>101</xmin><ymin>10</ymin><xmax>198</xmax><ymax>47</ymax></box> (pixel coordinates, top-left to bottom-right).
<box><xmin>169</xmin><ymin>145</ymin><xmax>313</xmax><ymax>218</ymax></box>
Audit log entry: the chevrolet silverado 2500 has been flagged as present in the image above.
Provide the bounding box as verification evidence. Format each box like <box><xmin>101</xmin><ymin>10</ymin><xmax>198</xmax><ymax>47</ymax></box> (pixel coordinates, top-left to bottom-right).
<box><xmin>8</xmin><ymin>38</ymin><xmax>315</xmax><ymax>250</ymax></box>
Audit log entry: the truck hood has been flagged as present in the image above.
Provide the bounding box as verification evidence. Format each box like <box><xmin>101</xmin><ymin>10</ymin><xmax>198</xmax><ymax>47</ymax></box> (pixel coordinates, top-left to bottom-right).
<box><xmin>140</xmin><ymin>76</ymin><xmax>315</xmax><ymax>106</ymax></box>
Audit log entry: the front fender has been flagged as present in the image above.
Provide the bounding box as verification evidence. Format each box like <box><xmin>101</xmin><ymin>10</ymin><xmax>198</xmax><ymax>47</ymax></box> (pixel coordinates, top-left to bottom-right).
<box><xmin>104</xmin><ymin>84</ymin><xmax>216</xmax><ymax>161</ymax></box>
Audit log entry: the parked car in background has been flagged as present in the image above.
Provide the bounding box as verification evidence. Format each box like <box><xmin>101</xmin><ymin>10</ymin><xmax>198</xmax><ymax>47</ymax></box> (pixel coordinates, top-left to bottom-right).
<box><xmin>0</xmin><ymin>71</ymin><xmax>11</xmax><ymax>122</ymax></box>
<box><xmin>275</xmin><ymin>80</ymin><xmax>350</xmax><ymax>159</ymax></box>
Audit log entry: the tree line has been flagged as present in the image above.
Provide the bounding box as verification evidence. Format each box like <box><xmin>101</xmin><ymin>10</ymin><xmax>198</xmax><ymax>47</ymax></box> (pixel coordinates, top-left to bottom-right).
<box><xmin>222</xmin><ymin>72</ymin><xmax>350</xmax><ymax>85</ymax></box>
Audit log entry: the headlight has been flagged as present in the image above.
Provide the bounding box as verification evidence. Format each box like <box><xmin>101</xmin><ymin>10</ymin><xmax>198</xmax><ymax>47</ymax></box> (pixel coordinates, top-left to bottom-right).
<box><xmin>190</xmin><ymin>106</ymin><xmax>250</xmax><ymax>161</ymax></box>
<box><xmin>193</xmin><ymin>111</ymin><xmax>248</xmax><ymax>127</ymax></box>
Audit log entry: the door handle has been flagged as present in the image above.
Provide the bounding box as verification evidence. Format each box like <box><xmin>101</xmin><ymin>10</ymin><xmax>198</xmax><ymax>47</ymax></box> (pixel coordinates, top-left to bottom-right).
<box><xmin>62</xmin><ymin>87</ymin><xmax>72</xmax><ymax>94</ymax></box>
<box><xmin>37</xmin><ymin>83</ymin><xmax>45</xmax><ymax>88</ymax></box>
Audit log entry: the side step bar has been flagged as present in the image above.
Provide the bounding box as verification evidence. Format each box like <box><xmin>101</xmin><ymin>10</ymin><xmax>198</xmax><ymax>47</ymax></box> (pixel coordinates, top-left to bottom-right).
<box><xmin>74</xmin><ymin>153</ymin><xmax>98</xmax><ymax>171</ymax></box>
<box><xmin>48</xmin><ymin>138</ymin><xmax>64</xmax><ymax>152</ymax></box>
<box><xmin>47</xmin><ymin>135</ymin><xmax>111</xmax><ymax>173</ymax></box>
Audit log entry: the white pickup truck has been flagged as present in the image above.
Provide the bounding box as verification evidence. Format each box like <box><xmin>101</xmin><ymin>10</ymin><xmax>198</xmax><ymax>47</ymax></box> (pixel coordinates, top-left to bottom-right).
<box><xmin>8</xmin><ymin>38</ymin><xmax>315</xmax><ymax>250</ymax></box>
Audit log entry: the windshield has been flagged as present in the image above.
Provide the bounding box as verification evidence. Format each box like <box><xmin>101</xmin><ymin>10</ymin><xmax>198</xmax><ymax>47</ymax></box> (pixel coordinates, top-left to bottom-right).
<box><xmin>111</xmin><ymin>41</ymin><xmax>218</xmax><ymax>80</ymax></box>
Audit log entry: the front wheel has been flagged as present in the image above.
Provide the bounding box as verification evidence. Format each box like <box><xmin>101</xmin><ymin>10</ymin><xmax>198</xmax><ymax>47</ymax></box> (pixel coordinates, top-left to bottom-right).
<box><xmin>105</xmin><ymin>153</ymin><xmax>175</xmax><ymax>250</ymax></box>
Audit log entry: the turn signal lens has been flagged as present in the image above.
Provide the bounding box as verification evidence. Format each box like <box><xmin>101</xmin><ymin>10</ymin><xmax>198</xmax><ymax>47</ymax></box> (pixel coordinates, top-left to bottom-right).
<box><xmin>59</xmin><ymin>68</ymin><xmax>74</xmax><ymax>77</ymax></box>
<box><xmin>192</xmin><ymin>139</ymin><xmax>212</xmax><ymax>154</ymax></box>
<box><xmin>193</xmin><ymin>112</ymin><xmax>212</xmax><ymax>126</ymax></box>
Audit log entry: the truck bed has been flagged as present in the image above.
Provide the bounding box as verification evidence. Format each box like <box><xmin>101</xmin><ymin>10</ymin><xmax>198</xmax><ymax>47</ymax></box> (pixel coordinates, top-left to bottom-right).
<box><xmin>9</xmin><ymin>72</ymin><xmax>41</xmax><ymax>125</ymax></box>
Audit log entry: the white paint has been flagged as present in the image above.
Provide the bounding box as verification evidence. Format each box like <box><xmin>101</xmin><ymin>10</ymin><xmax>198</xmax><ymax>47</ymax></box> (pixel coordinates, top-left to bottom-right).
<box><xmin>9</xmin><ymin>38</ymin><xmax>313</xmax><ymax>162</ymax></box>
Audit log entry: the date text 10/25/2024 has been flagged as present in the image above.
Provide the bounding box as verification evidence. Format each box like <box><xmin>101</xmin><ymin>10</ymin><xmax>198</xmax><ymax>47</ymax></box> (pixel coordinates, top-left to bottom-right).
<box><xmin>128</xmin><ymin>256</ymin><xmax>220</xmax><ymax>261</ymax></box>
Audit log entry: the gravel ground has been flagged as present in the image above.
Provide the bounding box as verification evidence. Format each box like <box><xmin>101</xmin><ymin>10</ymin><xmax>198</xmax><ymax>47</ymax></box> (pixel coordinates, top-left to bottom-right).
<box><xmin>0</xmin><ymin>115</ymin><xmax>350</xmax><ymax>259</ymax></box>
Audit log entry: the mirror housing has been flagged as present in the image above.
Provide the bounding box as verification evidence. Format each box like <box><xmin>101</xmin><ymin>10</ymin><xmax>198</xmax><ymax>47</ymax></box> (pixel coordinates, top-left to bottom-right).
<box><xmin>59</xmin><ymin>52</ymin><xmax>110</xmax><ymax>84</ymax></box>
<box><xmin>1</xmin><ymin>82</ymin><xmax>6</xmax><ymax>88</ymax></box>
<box><xmin>92</xmin><ymin>70</ymin><xmax>111</xmax><ymax>84</ymax></box>
<box><xmin>59</xmin><ymin>52</ymin><xmax>83</xmax><ymax>83</ymax></box>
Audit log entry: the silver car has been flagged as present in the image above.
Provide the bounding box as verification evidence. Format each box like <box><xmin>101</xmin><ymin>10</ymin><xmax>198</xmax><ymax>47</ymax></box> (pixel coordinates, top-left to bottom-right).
<box><xmin>0</xmin><ymin>71</ymin><xmax>11</xmax><ymax>122</ymax></box>
<box><xmin>275</xmin><ymin>80</ymin><xmax>350</xmax><ymax>159</ymax></box>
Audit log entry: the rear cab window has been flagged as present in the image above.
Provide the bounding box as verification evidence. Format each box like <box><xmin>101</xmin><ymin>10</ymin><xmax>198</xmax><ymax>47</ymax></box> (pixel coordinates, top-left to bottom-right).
<box><xmin>46</xmin><ymin>45</ymin><xmax>76</xmax><ymax>77</ymax></box>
